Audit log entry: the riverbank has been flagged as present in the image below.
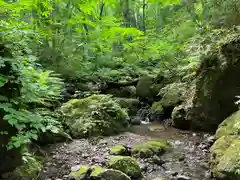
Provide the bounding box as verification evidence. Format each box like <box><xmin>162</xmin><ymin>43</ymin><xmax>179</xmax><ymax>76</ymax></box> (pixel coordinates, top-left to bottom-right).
<box><xmin>37</xmin><ymin>124</ymin><xmax>213</xmax><ymax>180</ymax></box>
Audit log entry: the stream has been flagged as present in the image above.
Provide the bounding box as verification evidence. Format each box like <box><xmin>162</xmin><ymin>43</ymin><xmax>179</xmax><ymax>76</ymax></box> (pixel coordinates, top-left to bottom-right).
<box><xmin>38</xmin><ymin>123</ymin><xmax>214</xmax><ymax>180</ymax></box>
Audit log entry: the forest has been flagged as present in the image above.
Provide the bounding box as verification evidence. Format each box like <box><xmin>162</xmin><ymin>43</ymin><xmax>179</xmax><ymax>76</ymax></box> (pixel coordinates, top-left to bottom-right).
<box><xmin>1</xmin><ymin>0</ymin><xmax>240</xmax><ymax>179</ymax></box>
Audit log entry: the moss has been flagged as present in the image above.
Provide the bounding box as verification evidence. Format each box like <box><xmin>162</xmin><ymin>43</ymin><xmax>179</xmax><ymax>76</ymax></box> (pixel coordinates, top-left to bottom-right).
<box><xmin>216</xmin><ymin>110</ymin><xmax>240</xmax><ymax>139</ymax></box>
<box><xmin>210</xmin><ymin>111</ymin><xmax>240</xmax><ymax>179</ymax></box>
<box><xmin>71</xmin><ymin>165</ymin><xmax>89</xmax><ymax>179</ymax></box>
<box><xmin>99</xmin><ymin>169</ymin><xmax>131</xmax><ymax>180</ymax></box>
<box><xmin>91</xmin><ymin>166</ymin><xmax>105</xmax><ymax>177</ymax></box>
<box><xmin>210</xmin><ymin>137</ymin><xmax>240</xmax><ymax>179</ymax></box>
<box><xmin>61</xmin><ymin>94</ymin><xmax>129</xmax><ymax>138</ymax></box>
<box><xmin>132</xmin><ymin>139</ymin><xmax>170</xmax><ymax>158</ymax></box>
<box><xmin>110</xmin><ymin>145</ymin><xmax>127</xmax><ymax>155</ymax></box>
<box><xmin>108</xmin><ymin>156</ymin><xmax>141</xmax><ymax>178</ymax></box>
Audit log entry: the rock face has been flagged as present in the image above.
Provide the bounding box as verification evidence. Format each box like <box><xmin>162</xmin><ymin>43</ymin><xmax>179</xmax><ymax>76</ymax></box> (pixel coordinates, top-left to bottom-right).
<box><xmin>60</xmin><ymin>94</ymin><xmax>129</xmax><ymax>138</ymax></box>
<box><xmin>187</xmin><ymin>35</ymin><xmax>240</xmax><ymax>131</ymax></box>
<box><xmin>210</xmin><ymin>110</ymin><xmax>240</xmax><ymax>179</ymax></box>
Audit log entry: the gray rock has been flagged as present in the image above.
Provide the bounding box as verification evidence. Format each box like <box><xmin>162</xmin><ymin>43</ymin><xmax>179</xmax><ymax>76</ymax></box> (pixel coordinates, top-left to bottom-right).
<box><xmin>70</xmin><ymin>165</ymin><xmax>81</xmax><ymax>172</ymax></box>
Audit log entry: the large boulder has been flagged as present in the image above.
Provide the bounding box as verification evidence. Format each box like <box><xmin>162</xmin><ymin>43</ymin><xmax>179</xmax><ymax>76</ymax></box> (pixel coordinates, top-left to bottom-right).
<box><xmin>187</xmin><ymin>34</ymin><xmax>240</xmax><ymax>131</ymax></box>
<box><xmin>210</xmin><ymin>110</ymin><xmax>240</xmax><ymax>179</ymax></box>
<box><xmin>60</xmin><ymin>94</ymin><xmax>129</xmax><ymax>138</ymax></box>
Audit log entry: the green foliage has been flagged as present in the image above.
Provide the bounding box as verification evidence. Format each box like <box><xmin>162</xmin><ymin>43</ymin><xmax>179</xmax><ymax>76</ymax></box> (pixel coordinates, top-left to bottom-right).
<box><xmin>0</xmin><ymin>0</ymin><xmax>64</xmax><ymax>149</ymax></box>
<box><xmin>13</xmin><ymin>151</ymin><xmax>42</xmax><ymax>178</ymax></box>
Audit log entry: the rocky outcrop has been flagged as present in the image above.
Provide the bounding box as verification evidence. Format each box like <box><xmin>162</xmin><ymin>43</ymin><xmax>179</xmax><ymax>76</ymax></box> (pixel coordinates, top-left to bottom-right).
<box><xmin>60</xmin><ymin>94</ymin><xmax>129</xmax><ymax>138</ymax></box>
<box><xmin>187</xmin><ymin>34</ymin><xmax>240</xmax><ymax>131</ymax></box>
<box><xmin>210</xmin><ymin>110</ymin><xmax>240</xmax><ymax>179</ymax></box>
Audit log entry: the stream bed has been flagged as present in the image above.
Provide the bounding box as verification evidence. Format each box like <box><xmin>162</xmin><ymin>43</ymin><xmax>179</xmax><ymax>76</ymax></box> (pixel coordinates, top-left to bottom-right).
<box><xmin>38</xmin><ymin>123</ymin><xmax>214</xmax><ymax>180</ymax></box>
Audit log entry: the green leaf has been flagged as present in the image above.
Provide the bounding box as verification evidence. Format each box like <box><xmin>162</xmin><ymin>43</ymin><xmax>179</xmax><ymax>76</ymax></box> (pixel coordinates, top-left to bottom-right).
<box><xmin>0</xmin><ymin>76</ymin><xmax>8</xmax><ymax>87</ymax></box>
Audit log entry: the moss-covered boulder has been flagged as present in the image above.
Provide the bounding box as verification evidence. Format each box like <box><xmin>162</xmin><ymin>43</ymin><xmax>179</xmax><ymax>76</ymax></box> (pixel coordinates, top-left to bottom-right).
<box><xmin>150</xmin><ymin>83</ymin><xmax>187</xmax><ymax>122</ymax></box>
<box><xmin>106</xmin><ymin>86</ymin><xmax>136</xmax><ymax>98</ymax></box>
<box><xmin>132</xmin><ymin>139</ymin><xmax>170</xmax><ymax>158</ymax></box>
<box><xmin>114</xmin><ymin>98</ymin><xmax>139</xmax><ymax>116</ymax></box>
<box><xmin>99</xmin><ymin>169</ymin><xmax>131</xmax><ymax>180</ymax></box>
<box><xmin>171</xmin><ymin>105</ymin><xmax>191</xmax><ymax>130</ymax></box>
<box><xmin>149</xmin><ymin>101</ymin><xmax>165</xmax><ymax>122</ymax></box>
<box><xmin>71</xmin><ymin>165</ymin><xmax>131</xmax><ymax>180</ymax></box>
<box><xmin>158</xmin><ymin>82</ymin><xmax>187</xmax><ymax>108</ymax></box>
<box><xmin>210</xmin><ymin>110</ymin><xmax>240</xmax><ymax>179</ymax></box>
<box><xmin>108</xmin><ymin>156</ymin><xmax>141</xmax><ymax>178</ymax></box>
<box><xmin>187</xmin><ymin>34</ymin><xmax>240</xmax><ymax>131</ymax></box>
<box><xmin>71</xmin><ymin>165</ymin><xmax>104</xmax><ymax>179</ymax></box>
<box><xmin>110</xmin><ymin>145</ymin><xmax>127</xmax><ymax>155</ymax></box>
<box><xmin>136</xmin><ymin>76</ymin><xmax>154</xmax><ymax>102</ymax></box>
<box><xmin>60</xmin><ymin>94</ymin><xmax>129</xmax><ymax>138</ymax></box>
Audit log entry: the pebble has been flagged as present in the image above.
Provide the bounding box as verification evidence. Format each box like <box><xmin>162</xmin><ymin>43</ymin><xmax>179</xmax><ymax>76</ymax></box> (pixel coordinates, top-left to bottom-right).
<box><xmin>70</xmin><ymin>165</ymin><xmax>81</xmax><ymax>172</ymax></box>
<box><xmin>176</xmin><ymin>175</ymin><xmax>190</xmax><ymax>180</ymax></box>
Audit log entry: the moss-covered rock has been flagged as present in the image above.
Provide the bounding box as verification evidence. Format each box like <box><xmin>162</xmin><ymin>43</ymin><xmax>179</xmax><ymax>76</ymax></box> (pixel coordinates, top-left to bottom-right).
<box><xmin>149</xmin><ymin>101</ymin><xmax>165</xmax><ymax>122</ymax></box>
<box><xmin>114</xmin><ymin>98</ymin><xmax>139</xmax><ymax>116</ymax></box>
<box><xmin>171</xmin><ymin>105</ymin><xmax>191</xmax><ymax>130</ymax></box>
<box><xmin>61</xmin><ymin>94</ymin><xmax>129</xmax><ymax>138</ymax></box>
<box><xmin>99</xmin><ymin>169</ymin><xmax>131</xmax><ymax>180</ymax></box>
<box><xmin>71</xmin><ymin>165</ymin><xmax>105</xmax><ymax>179</ymax></box>
<box><xmin>216</xmin><ymin>110</ymin><xmax>240</xmax><ymax>138</ymax></box>
<box><xmin>109</xmin><ymin>145</ymin><xmax>127</xmax><ymax>155</ymax></box>
<box><xmin>150</xmin><ymin>83</ymin><xmax>187</xmax><ymax>122</ymax></box>
<box><xmin>187</xmin><ymin>34</ymin><xmax>240</xmax><ymax>131</ymax></box>
<box><xmin>210</xmin><ymin>110</ymin><xmax>240</xmax><ymax>179</ymax></box>
<box><xmin>158</xmin><ymin>82</ymin><xmax>187</xmax><ymax>107</ymax></box>
<box><xmin>108</xmin><ymin>156</ymin><xmax>141</xmax><ymax>178</ymax></box>
<box><xmin>106</xmin><ymin>86</ymin><xmax>136</xmax><ymax>98</ymax></box>
<box><xmin>132</xmin><ymin>139</ymin><xmax>170</xmax><ymax>158</ymax></box>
